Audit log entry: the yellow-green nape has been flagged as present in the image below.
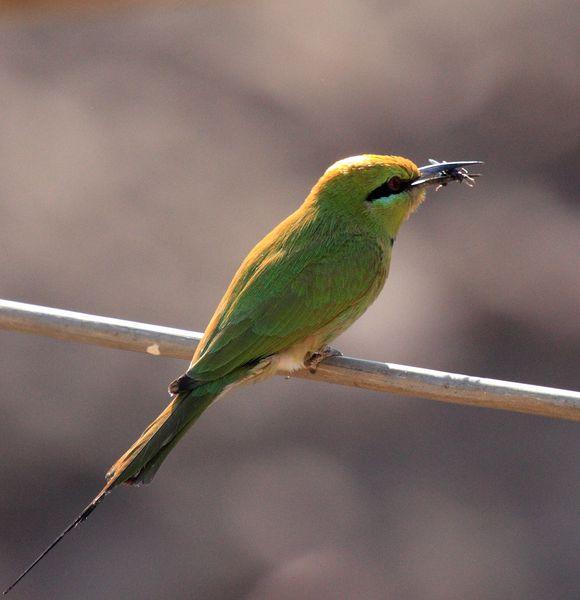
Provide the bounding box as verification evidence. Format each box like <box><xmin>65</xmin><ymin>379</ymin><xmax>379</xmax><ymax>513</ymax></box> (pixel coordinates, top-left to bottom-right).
<box><xmin>323</xmin><ymin>154</ymin><xmax>420</xmax><ymax>180</ymax></box>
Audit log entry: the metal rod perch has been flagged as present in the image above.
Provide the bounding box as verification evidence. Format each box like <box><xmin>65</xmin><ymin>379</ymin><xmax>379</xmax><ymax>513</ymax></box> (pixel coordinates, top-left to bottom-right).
<box><xmin>0</xmin><ymin>299</ymin><xmax>578</xmax><ymax>421</ymax></box>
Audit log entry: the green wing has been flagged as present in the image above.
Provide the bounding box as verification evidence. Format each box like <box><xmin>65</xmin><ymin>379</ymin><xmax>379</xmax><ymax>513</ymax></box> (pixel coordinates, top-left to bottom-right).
<box><xmin>189</xmin><ymin>229</ymin><xmax>388</xmax><ymax>382</ymax></box>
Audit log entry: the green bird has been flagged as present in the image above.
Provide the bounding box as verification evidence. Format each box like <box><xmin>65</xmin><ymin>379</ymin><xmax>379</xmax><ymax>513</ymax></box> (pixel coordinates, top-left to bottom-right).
<box><xmin>4</xmin><ymin>154</ymin><xmax>481</xmax><ymax>594</ymax></box>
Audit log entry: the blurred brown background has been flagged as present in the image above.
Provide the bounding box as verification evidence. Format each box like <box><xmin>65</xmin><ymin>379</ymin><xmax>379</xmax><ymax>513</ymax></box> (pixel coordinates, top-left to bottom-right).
<box><xmin>1</xmin><ymin>1</ymin><xmax>579</xmax><ymax>599</ymax></box>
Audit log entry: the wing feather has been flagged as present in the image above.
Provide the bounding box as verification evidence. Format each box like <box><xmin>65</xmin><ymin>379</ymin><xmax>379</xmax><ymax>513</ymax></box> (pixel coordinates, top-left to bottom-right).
<box><xmin>189</xmin><ymin>216</ymin><xmax>389</xmax><ymax>381</ymax></box>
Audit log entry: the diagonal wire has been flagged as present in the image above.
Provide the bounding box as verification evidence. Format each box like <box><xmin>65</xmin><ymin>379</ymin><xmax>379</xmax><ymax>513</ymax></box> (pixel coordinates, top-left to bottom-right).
<box><xmin>0</xmin><ymin>298</ymin><xmax>579</xmax><ymax>421</ymax></box>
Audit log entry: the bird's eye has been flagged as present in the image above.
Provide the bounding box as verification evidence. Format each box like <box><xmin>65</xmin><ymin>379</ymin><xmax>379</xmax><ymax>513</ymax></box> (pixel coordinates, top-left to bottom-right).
<box><xmin>387</xmin><ymin>176</ymin><xmax>402</xmax><ymax>192</ymax></box>
<box><xmin>366</xmin><ymin>176</ymin><xmax>408</xmax><ymax>202</ymax></box>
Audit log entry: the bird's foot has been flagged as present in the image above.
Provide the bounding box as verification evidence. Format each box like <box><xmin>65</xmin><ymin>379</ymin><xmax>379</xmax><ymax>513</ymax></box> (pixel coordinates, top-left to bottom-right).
<box><xmin>304</xmin><ymin>346</ymin><xmax>343</xmax><ymax>374</ymax></box>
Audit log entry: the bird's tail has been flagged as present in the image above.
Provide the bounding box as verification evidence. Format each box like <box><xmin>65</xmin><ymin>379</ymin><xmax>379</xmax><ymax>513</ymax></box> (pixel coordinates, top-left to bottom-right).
<box><xmin>106</xmin><ymin>378</ymin><xmax>225</xmax><ymax>487</ymax></box>
<box><xmin>2</xmin><ymin>487</ymin><xmax>111</xmax><ymax>595</ymax></box>
<box><xmin>3</xmin><ymin>377</ymin><xmax>228</xmax><ymax>595</ymax></box>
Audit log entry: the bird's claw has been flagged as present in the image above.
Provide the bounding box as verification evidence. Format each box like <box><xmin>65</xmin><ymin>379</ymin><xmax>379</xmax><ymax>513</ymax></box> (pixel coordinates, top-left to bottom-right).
<box><xmin>304</xmin><ymin>346</ymin><xmax>343</xmax><ymax>373</ymax></box>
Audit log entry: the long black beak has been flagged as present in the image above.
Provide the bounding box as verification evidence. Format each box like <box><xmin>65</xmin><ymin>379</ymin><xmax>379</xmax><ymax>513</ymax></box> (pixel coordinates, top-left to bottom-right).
<box><xmin>411</xmin><ymin>159</ymin><xmax>483</xmax><ymax>189</ymax></box>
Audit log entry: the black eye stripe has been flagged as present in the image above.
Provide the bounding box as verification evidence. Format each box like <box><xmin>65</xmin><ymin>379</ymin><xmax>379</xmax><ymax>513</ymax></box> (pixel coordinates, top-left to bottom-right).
<box><xmin>366</xmin><ymin>177</ymin><xmax>410</xmax><ymax>202</ymax></box>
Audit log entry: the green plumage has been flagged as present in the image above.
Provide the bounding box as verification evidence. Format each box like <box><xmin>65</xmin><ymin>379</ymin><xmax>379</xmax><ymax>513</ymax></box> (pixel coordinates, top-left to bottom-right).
<box><xmin>6</xmin><ymin>154</ymin><xmax>440</xmax><ymax>593</ymax></box>
<box><xmin>191</xmin><ymin>210</ymin><xmax>390</xmax><ymax>381</ymax></box>
<box><xmin>106</xmin><ymin>154</ymin><xmax>424</xmax><ymax>487</ymax></box>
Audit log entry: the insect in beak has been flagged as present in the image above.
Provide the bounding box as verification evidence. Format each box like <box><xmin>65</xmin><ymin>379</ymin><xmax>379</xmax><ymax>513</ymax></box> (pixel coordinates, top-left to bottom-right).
<box><xmin>411</xmin><ymin>159</ymin><xmax>484</xmax><ymax>191</ymax></box>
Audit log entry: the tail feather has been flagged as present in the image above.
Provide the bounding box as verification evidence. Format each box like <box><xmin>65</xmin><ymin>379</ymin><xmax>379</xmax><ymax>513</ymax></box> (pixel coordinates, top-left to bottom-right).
<box><xmin>3</xmin><ymin>378</ymin><xmax>226</xmax><ymax>594</ymax></box>
<box><xmin>3</xmin><ymin>486</ymin><xmax>111</xmax><ymax>595</ymax></box>
<box><xmin>106</xmin><ymin>384</ymin><xmax>220</xmax><ymax>487</ymax></box>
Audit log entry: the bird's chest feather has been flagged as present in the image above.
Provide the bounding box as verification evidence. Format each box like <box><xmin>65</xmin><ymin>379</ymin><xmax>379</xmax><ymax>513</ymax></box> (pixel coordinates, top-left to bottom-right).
<box><xmin>272</xmin><ymin>251</ymin><xmax>390</xmax><ymax>376</ymax></box>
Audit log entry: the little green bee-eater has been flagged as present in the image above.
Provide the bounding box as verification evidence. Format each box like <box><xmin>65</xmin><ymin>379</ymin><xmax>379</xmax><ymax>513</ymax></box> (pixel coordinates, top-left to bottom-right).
<box><xmin>4</xmin><ymin>154</ymin><xmax>481</xmax><ymax>594</ymax></box>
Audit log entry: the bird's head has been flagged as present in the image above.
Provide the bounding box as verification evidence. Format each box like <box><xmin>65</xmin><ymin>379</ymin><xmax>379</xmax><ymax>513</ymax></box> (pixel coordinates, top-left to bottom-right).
<box><xmin>307</xmin><ymin>154</ymin><xmax>481</xmax><ymax>240</ymax></box>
